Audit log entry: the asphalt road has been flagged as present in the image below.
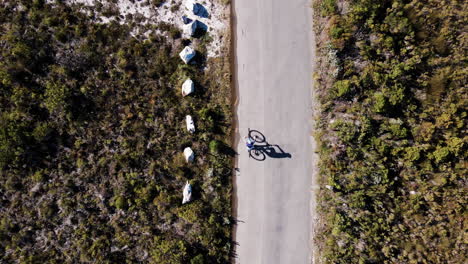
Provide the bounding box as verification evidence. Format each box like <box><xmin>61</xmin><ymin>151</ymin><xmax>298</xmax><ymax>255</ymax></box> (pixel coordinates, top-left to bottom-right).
<box><xmin>233</xmin><ymin>0</ymin><xmax>316</xmax><ymax>263</ymax></box>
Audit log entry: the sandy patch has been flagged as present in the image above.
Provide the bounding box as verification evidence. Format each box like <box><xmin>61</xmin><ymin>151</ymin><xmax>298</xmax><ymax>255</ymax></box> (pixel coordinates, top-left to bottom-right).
<box><xmin>59</xmin><ymin>0</ymin><xmax>228</xmax><ymax>58</ymax></box>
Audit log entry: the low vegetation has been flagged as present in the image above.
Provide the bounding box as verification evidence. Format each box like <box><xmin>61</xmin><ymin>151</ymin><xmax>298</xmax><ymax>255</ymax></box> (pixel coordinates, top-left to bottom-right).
<box><xmin>313</xmin><ymin>0</ymin><xmax>466</xmax><ymax>263</ymax></box>
<box><xmin>0</xmin><ymin>0</ymin><xmax>232</xmax><ymax>263</ymax></box>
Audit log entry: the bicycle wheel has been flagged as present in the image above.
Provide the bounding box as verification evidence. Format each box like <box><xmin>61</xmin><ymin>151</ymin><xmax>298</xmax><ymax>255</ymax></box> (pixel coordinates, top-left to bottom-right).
<box><xmin>249</xmin><ymin>130</ymin><xmax>265</xmax><ymax>143</ymax></box>
<box><xmin>249</xmin><ymin>149</ymin><xmax>266</xmax><ymax>161</ymax></box>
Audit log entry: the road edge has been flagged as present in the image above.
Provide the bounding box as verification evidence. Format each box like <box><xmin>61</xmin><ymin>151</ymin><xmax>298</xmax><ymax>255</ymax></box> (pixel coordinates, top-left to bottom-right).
<box><xmin>309</xmin><ymin>1</ymin><xmax>320</xmax><ymax>264</ymax></box>
<box><xmin>230</xmin><ymin>0</ymin><xmax>240</xmax><ymax>262</ymax></box>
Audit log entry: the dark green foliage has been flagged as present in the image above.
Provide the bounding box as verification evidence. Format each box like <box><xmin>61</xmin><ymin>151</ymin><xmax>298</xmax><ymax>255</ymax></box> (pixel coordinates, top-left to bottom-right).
<box><xmin>191</xmin><ymin>254</ymin><xmax>205</xmax><ymax>264</ymax></box>
<box><xmin>0</xmin><ymin>1</ymin><xmax>233</xmax><ymax>263</ymax></box>
<box><xmin>314</xmin><ymin>0</ymin><xmax>467</xmax><ymax>263</ymax></box>
<box><xmin>150</xmin><ymin>236</ymin><xmax>188</xmax><ymax>264</ymax></box>
<box><xmin>114</xmin><ymin>196</ymin><xmax>128</xmax><ymax>210</ymax></box>
<box><xmin>332</xmin><ymin>79</ymin><xmax>352</xmax><ymax>98</ymax></box>
<box><xmin>320</xmin><ymin>0</ymin><xmax>336</xmax><ymax>16</ymax></box>
<box><xmin>209</xmin><ymin>140</ymin><xmax>221</xmax><ymax>154</ymax></box>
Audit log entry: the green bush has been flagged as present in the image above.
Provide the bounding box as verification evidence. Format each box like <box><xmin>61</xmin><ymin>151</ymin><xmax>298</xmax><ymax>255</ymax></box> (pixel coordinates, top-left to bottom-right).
<box><xmin>447</xmin><ymin>137</ymin><xmax>463</xmax><ymax>155</ymax></box>
<box><xmin>209</xmin><ymin>140</ymin><xmax>221</xmax><ymax>154</ymax></box>
<box><xmin>404</xmin><ymin>146</ymin><xmax>420</xmax><ymax>162</ymax></box>
<box><xmin>150</xmin><ymin>236</ymin><xmax>188</xmax><ymax>264</ymax></box>
<box><xmin>432</xmin><ymin>146</ymin><xmax>450</xmax><ymax>163</ymax></box>
<box><xmin>333</xmin><ymin>79</ymin><xmax>352</xmax><ymax>98</ymax></box>
<box><xmin>320</xmin><ymin>0</ymin><xmax>337</xmax><ymax>16</ymax></box>
<box><xmin>44</xmin><ymin>80</ymin><xmax>70</xmax><ymax>114</ymax></box>
<box><xmin>32</xmin><ymin>122</ymin><xmax>52</xmax><ymax>142</ymax></box>
<box><xmin>135</xmin><ymin>185</ymin><xmax>156</xmax><ymax>206</ymax></box>
<box><xmin>330</xmin><ymin>25</ymin><xmax>344</xmax><ymax>39</ymax></box>
<box><xmin>114</xmin><ymin>196</ymin><xmax>128</xmax><ymax>210</ymax></box>
<box><xmin>372</xmin><ymin>92</ymin><xmax>388</xmax><ymax>113</ymax></box>
<box><xmin>190</xmin><ymin>254</ymin><xmax>205</xmax><ymax>264</ymax></box>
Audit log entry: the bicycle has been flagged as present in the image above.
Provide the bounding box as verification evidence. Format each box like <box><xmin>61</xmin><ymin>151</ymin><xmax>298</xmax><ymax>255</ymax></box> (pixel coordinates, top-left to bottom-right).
<box><xmin>247</xmin><ymin>128</ymin><xmax>266</xmax><ymax>161</ymax></box>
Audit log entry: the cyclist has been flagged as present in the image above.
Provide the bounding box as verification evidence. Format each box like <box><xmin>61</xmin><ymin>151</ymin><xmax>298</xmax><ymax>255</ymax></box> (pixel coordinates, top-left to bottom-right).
<box><xmin>245</xmin><ymin>136</ymin><xmax>255</xmax><ymax>150</ymax></box>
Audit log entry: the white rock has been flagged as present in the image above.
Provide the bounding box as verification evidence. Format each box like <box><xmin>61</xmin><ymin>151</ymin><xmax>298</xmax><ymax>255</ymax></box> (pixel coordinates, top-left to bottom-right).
<box><xmin>185</xmin><ymin>0</ymin><xmax>207</xmax><ymax>17</ymax></box>
<box><xmin>182</xmin><ymin>181</ymin><xmax>192</xmax><ymax>204</ymax></box>
<box><xmin>182</xmin><ymin>78</ymin><xmax>195</xmax><ymax>96</ymax></box>
<box><xmin>183</xmin><ymin>20</ymin><xmax>196</xmax><ymax>36</ymax></box>
<box><xmin>184</xmin><ymin>0</ymin><xmax>196</xmax><ymax>11</ymax></box>
<box><xmin>179</xmin><ymin>46</ymin><xmax>196</xmax><ymax>64</ymax></box>
<box><xmin>186</xmin><ymin>115</ymin><xmax>195</xmax><ymax>133</ymax></box>
<box><xmin>183</xmin><ymin>20</ymin><xmax>208</xmax><ymax>37</ymax></box>
<box><xmin>183</xmin><ymin>147</ymin><xmax>195</xmax><ymax>163</ymax></box>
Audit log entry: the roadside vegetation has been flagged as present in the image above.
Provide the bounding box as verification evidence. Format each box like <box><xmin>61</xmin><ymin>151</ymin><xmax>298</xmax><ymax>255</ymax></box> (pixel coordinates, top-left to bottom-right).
<box><xmin>313</xmin><ymin>0</ymin><xmax>466</xmax><ymax>263</ymax></box>
<box><xmin>0</xmin><ymin>0</ymin><xmax>232</xmax><ymax>263</ymax></box>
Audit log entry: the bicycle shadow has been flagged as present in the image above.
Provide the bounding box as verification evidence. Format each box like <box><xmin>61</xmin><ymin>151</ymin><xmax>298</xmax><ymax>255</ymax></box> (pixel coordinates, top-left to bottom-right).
<box><xmin>254</xmin><ymin>144</ymin><xmax>292</xmax><ymax>159</ymax></box>
<box><xmin>248</xmin><ymin>129</ymin><xmax>292</xmax><ymax>161</ymax></box>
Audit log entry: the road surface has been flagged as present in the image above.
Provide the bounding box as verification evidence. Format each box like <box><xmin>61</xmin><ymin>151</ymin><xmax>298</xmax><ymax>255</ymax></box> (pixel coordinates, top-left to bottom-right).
<box><xmin>233</xmin><ymin>0</ymin><xmax>317</xmax><ymax>263</ymax></box>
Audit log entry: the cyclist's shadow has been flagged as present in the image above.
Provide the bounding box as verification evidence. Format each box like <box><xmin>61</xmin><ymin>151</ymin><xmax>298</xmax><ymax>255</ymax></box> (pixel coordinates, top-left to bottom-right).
<box><xmin>248</xmin><ymin>129</ymin><xmax>292</xmax><ymax>161</ymax></box>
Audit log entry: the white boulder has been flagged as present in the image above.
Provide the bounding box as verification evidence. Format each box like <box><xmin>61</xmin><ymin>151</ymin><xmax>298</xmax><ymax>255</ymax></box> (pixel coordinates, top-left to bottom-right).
<box><xmin>182</xmin><ymin>181</ymin><xmax>192</xmax><ymax>204</ymax></box>
<box><xmin>183</xmin><ymin>20</ymin><xmax>196</xmax><ymax>37</ymax></box>
<box><xmin>184</xmin><ymin>0</ymin><xmax>196</xmax><ymax>11</ymax></box>
<box><xmin>182</xmin><ymin>79</ymin><xmax>195</xmax><ymax>96</ymax></box>
<box><xmin>183</xmin><ymin>147</ymin><xmax>195</xmax><ymax>163</ymax></box>
<box><xmin>183</xmin><ymin>20</ymin><xmax>207</xmax><ymax>37</ymax></box>
<box><xmin>179</xmin><ymin>46</ymin><xmax>196</xmax><ymax>64</ymax></box>
<box><xmin>185</xmin><ymin>0</ymin><xmax>208</xmax><ymax>17</ymax></box>
<box><xmin>186</xmin><ymin>115</ymin><xmax>195</xmax><ymax>133</ymax></box>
